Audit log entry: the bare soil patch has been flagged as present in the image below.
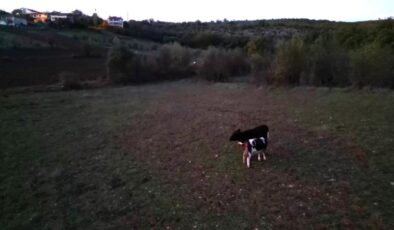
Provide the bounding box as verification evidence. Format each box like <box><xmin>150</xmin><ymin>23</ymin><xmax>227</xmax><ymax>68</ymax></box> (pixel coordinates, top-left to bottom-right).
<box><xmin>0</xmin><ymin>48</ymin><xmax>105</xmax><ymax>88</ymax></box>
<box><xmin>125</xmin><ymin>83</ymin><xmax>374</xmax><ymax>229</ymax></box>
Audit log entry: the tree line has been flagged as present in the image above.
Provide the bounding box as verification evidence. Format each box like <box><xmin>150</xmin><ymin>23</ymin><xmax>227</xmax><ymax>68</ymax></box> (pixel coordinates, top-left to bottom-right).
<box><xmin>104</xmin><ymin>18</ymin><xmax>393</xmax><ymax>88</ymax></box>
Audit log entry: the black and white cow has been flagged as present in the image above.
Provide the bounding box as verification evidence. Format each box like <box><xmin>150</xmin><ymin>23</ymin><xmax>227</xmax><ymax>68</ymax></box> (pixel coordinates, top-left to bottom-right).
<box><xmin>229</xmin><ymin>125</ymin><xmax>269</xmax><ymax>168</ymax></box>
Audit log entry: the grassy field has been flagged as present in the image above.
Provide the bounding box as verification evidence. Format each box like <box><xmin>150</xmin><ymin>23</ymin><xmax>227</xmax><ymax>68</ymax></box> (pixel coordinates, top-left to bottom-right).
<box><xmin>1</xmin><ymin>81</ymin><xmax>393</xmax><ymax>229</ymax></box>
<box><xmin>288</xmin><ymin>88</ymin><xmax>394</xmax><ymax>227</ymax></box>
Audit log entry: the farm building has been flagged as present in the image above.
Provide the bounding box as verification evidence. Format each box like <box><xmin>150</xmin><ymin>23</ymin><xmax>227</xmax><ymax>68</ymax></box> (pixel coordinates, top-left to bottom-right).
<box><xmin>49</xmin><ymin>13</ymin><xmax>74</xmax><ymax>25</ymax></box>
<box><xmin>0</xmin><ymin>10</ymin><xmax>27</xmax><ymax>27</ymax></box>
<box><xmin>107</xmin><ymin>16</ymin><xmax>123</xmax><ymax>28</ymax></box>
<box><xmin>49</xmin><ymin>14</ymin><xmax>68</xmax><ymax>22</ymax></box>
<box><xmin>12</xmin><ymin>8</ymin><xmax>48</xmax><ymax>24</ymax></box>
<box><xmin>5</xmin><ymin>15</ymin><xmax>27</xmax><ymax>27</ymax></box>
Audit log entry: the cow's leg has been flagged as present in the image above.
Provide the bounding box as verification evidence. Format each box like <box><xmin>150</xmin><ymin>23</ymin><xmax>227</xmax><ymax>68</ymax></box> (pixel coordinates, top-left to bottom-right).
<box><xmin>262</xmin><ymin>151</ymin><xmax>266</xmax><ymax>160</ymax></box>
<box><xmin>246</xmin><ymin>154</ymin><xmax>251</xmax><ymax>168</ymax></box>
<box><xmin>258</xmin><ymin>152</ymin><xmax>261</xmax><ymax>161</ymax></box>
<box><xmin>243</xmin><ymin>149</ymin><xmax>247</xmax><ymax>164</ymax></box>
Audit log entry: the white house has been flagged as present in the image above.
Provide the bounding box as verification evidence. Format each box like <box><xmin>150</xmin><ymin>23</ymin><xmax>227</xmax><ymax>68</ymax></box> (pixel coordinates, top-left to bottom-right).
<box><xmin>18</xmin><ymin>8</ymin><xmax>39</xmax><ymax>15</ymax></box>
<box><xmin>49</xmin><ymin>13</ymin><xmax>74</xmax><ymax>24</ymax></box>
<box><xmin>5</xmin><ymin>15</ymin><xmax>27</xmax><ymax>27</ymax></box>
<box><xmin>107</xmin><ymin>16</ymin><xmax>123</xmax><ymax>28</ymax></box>
<box><xmin>49</xmin><ymin>14</ymin><xmax>68</xmax><ymax>22</ymax></box>
<box><xmin>14</xmin><ymin>8</ymin><xmax>48</xmax><ymax>24</ymax></box>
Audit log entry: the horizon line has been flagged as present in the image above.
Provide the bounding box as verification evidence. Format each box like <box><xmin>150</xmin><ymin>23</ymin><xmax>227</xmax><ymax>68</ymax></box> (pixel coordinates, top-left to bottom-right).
<box><xmin>1</xmin><ymin>7</ymin><xmax>392</xmax><ymax>24</ymax></box>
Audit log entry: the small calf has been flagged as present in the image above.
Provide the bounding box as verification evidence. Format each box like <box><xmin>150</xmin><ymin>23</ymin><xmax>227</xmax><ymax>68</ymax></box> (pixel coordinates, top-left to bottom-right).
<box><xmin>229</xmin><ymin>125</ymin><xmax>269</xmax><ymax>168</ymax></box>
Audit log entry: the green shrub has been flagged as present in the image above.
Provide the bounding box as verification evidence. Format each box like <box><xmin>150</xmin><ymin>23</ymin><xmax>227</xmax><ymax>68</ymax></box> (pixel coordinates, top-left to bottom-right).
<box><xmin>305</xmin><ymin>37</ymin><xmax>350</xmax><ymax>87</ymax></box>
<box><xmin>190</xmin><ymin>32</ymin><xmax>224</xmax><ymax>48</ymax></box>
<box><xmin>245</xmin><ymin>37</ymin><xmax>270</xmax><ymax>56</ymax></box>
<box><xmin>226</xmin><ymin>48</ymin><xmax>249</xmax><ymax>76</ymax></box>
<box><xmin>105</xmin><ymin>37</ymin><xmax>134</xmax><ymax>84</ymax></box>
<box><xmin>272</xmin><ymin>35</ymin><xmax>306</xmax><ymax>85</ymax></box>
<box><xmin>335</xmin><ymin>19</ymin><xmax>394</xmax><ymax>50</ymax></box>
<box><xmin>106</xmin><ymin>40</ymin><xmax>194</xmax><ymax>84</ymax></box>
<box><xmin>156</xmin><ymin>42</ymin><xmax>192</xmax><ymax>78</ymax></box>
<box><xmin>125</xmin><ymin>53</ymin><xmax>155</xmax><ymax>83</ymax></box>
<box><xmin>197</xmin><ymin>47</ymin><xmax>229</xmax><ymax>81</ymax></box>
<box><xmin>249</xmin><ymin>53</ymin><xmax>273</xmax><ymax>85</ymax></box>
<box><xmin>197</xmin><ymin>47</ymin><xmax>248</xmax><ymax>81</ymax></box>
<box><xmin>350</xmin><ymin>43</ymin><xmax>394</xmax><ymax>88</ymax></box>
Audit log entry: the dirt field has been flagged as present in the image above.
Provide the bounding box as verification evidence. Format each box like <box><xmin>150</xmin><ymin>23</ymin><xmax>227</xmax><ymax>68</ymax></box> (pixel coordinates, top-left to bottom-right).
<box><xmin>1</xmin><ymin>81</ymin><xmax>393</xmax><ymax>229</ymax></box>
<box><xmin>0</xmin><ymin>28</ymin><xmax>108</xmax><ymax>88</ymax></box>
<box><xmin>0</xmin><ymin>48</ymin><xmax>106</xmax><ymax>88</ymax></box>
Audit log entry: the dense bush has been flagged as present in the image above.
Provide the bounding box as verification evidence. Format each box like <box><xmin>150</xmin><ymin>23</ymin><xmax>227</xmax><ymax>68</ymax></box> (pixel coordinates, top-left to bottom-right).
<box><xmin>196</xmin><ymin>47</ymin><xmax>230</xmax><ymax>81</ymax></box>
<box><xmin>336</xmin><ymin>19</ymin><xmax>394</xmax><ymax>50</ymax></box>
<box><xmin>197</xmin><ymin>47</ymin><xmax>248</xmax><ymax>81</ymax></box>
<box><xmin>106</xmin><ymin>37</ymin><xmax>134</xmax><ymax>84</ymax></box>
<box><xmin>249</xmin><ymin>54</ymin><xmax>273</xmax><ymax>84</ymax></box>
<box><xmin>106</xmin><ymin>40</ymin><xmax>195</xmax><ymax>84</ymax></box>
<box><xmin>188</xmin><ymin>32</ymin><xmax>224</xmax><ymax>48</ymax></box>
<box><xmin>271</xmin><ymin>35</ymin><xmax>306</xmax><ymax>85</ymax></box>
<box><xmin>156</xmin><ymin>43</ymin><xmax>193</xmax><ymax>77</ymax></box>
<box><xmin>304</xmin><ymin>37</ymin><xmax>350</xmax><ymax>87</ymax></box>
<box><xmin>178</xmin><ymin>32</ymin><xmax>248</xmax><ymax>49</ymax></box>
<box><xmin>245</xmin><ymin>37</ymin><xmax>273</xmax><ymax>56</ymax></box>
<box><xmin>349</xmin><ymin>43</ymin><xmax>394</xmax><ymax>88</ymax></box>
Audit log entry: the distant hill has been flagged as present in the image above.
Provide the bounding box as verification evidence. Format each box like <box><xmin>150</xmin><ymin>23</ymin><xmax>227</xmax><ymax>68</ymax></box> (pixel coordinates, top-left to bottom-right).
<box><xmin>114</xmin><ymin>18</ymin><xmax>393</xmax><ymax>49</ymax></box>
<box><xmin>0</xmin><ymin>26</ymin><xmax>161</xmax><ymax>88</ymax></box>
<box><xmin>0</xmin><ymin>17</ymin><xmax>393</xmax><ymax>89</ymax></box>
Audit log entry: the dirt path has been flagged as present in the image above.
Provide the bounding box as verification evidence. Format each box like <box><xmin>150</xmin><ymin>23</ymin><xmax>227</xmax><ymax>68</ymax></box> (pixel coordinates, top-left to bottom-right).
<box><xmin>124</xmin><ymin>83</ymin><xmax>374</xmax><ymax>229</ymax></box>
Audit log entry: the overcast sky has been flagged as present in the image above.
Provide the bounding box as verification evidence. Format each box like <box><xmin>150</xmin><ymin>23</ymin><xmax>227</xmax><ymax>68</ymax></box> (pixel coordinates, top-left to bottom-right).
<box><xmin>2</xmin><ymin>0</ymin><xmax>393</xmax><ymax>22</ymax></box>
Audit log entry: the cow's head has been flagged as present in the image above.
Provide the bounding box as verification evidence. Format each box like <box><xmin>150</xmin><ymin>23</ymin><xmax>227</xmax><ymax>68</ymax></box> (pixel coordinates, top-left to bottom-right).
<box><xmin>229</xmin><ymin>129</ymin><xmax>242</xmax><ymax>141</ymax></box>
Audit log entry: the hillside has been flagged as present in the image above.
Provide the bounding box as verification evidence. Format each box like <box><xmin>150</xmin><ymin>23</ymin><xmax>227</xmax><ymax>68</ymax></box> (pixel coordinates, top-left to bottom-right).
<box><xmin>1</xmin><ymin>18</ymin><xmax>393</xmax><ymax>89</ymax></box>
<box><xmin>0</xmin><ymin>27</ymin><xmax>160</xmax><ymax>88</ymax></box>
